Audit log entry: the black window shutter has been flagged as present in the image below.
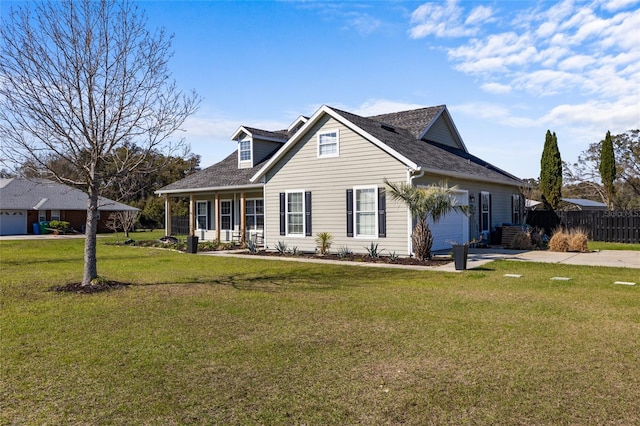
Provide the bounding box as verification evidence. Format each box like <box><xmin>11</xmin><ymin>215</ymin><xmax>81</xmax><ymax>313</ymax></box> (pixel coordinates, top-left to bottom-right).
<box><xmin>279</xmin><ymin>193</ymin><xmax>285</xmax><ymax>236</ymax></box>
<box><xmin>207</xmin><ymin>201</ymin><xmax>212</xmax><ymax>230</ymax></box>
<box><xmin>511</xmin><ymin>195</ymin><xmax>515</xmax><ymax>224</ymax></box>
<box><xmin>305</xmin><ymin>191</ymin><xmax>312</xmax><ymax>236</ymax></box>
<box><xmin>378</xmin><ymin>188</ymin><xmax>386</xmax><ymax>238</ymax></box>
<box><xmin>489</xmin><ymin>193</ymin><xmax>493</xmax><ymax>229</ymax></box>
<box><xmin>346</xmin><ymin>189</ymin><xmax>354</xmax><ymax>237</ymax></box>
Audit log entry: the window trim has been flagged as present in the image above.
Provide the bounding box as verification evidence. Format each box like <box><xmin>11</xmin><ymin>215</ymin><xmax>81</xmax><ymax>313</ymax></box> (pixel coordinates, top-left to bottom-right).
<box><xmin>353</xmin><ymin>185</ymin><xmax>378</xmax><ymax>238</ymax></box>
<box><xmin>195</xmin><ymin>200</ymin><xmax>208</xmax><ymax>230</ymax></box>
<box><xmin>239</xmin><ymin>138</ymin><xmax>252</xmax><ymax>164</ymax></box>
<box><xmin>245</xmin><ymin>198</ymin><xmax>264</xmax><ymax>231</ymax></box>
<box><xmin>220</xmin><ymin>199</ymin><xmax>233</xmax><ymax>231</ymax></box>
<box><xmin>285</xmin><ymin>190</ymin><xmax>305</xmax><ymax>237</ymax></box>
<box><xmin>317</xmin><ymin>129</ymin><xmax>339</xmax><ymax>158</ymax></box>
<box><xmin>480</xmin><ymin>191</ymin><xmax>491</xmax><ymax>232</ymax></box>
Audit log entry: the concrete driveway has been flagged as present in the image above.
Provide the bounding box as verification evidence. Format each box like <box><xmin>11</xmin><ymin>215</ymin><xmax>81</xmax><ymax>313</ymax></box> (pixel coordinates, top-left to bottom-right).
<box><xmin>457</xmin><ymin>248</ymin><xmax>640</xmax><ymax>271</ymax></box>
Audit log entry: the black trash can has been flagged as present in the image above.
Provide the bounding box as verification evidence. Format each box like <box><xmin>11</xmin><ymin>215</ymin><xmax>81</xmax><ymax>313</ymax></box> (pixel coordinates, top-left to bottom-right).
<box><xmin>452</xmin><ymin>244</ymin><xmax>468</xmax><ymax>270</ymax></box>
<box><xmin>186</xmin><ymin>236</ymin><xmax>199</xmax><ymax>254</ymax></box>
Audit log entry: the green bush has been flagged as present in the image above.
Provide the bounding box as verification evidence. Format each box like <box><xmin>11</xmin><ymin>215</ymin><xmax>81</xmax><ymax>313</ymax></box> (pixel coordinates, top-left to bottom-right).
<box><xmin>48</xmin><ymin>220</ymin><xmax>70</xmax><ymax>230</ymax></box>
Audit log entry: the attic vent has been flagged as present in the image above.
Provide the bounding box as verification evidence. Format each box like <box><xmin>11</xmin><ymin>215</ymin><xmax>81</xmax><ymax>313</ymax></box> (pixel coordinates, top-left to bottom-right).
<box><xmin>380</xmin><ymin>122</ymin><xmax>395</xmax><ymax>132</ymax></box>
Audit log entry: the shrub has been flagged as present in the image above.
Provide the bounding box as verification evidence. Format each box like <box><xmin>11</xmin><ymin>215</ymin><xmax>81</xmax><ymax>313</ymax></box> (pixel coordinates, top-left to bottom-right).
<box><xmin>48</xmin><ymin>220</ymin><xmax>70</xmax><ymax>230</ymax></box>
<box><xmin>275</xmin><ymin>241</ymin><xmax>288</xmax><ymax>255</ymax></box>
<box><xmin>510</xmin><ymin>231</ymin><xmax>534</xmax><ymax>250</ymax></box>
<box><xmin>337</xmin><ymin>246</ymin><xmax>352</xmax><ymax>259</ymax></box>
<box><xmin>569</xmin><ymin>229</ymin><xmax>589</xmax><ymax>252</ymax></box>
<box><xmin>365</xmin><ymin>242</ymin><xmax>382</xmax><ymax>258</ymax></box>
<box><xmin>246</xmin><ymin>239</ymin><xmax>258</xmax><ymax>254</ymax></box>
<box><xmin>549</xmin><ymin>228</ymin><xmax>589</xmax><ymax>252</ymax></box>
<box><xmin>315</xmin><ymin>232</ymin><xmax>333</xmax><ymax>255</ymax></box>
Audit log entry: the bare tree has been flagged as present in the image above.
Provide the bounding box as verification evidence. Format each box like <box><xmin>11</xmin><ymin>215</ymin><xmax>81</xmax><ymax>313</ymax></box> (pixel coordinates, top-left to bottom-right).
<box><xmin>105</xmin><ymin>211</ymin><xmax>139</xmax><ymax>238</ymax></box>
<box><xmin>0</xmin><ymin>0</ymin><xmax>200</xmax><ymax>286</ymax></box>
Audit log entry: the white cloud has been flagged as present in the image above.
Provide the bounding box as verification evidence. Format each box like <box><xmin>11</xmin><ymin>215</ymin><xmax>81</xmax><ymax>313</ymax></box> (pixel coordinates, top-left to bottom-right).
<box><xmin>480</xmin><ymin>82</ymin><xmax>512</xmax><ymax>94</ymax></box>
<box><xmin>452</xmin><ymin>102</ymin><xmax>538</xmax><ymax>127</ymax></box>
<box><xmin>601</xmin><ymin>0</ymin><xmax>640</xmax><ymax>12</ymax></box>
<box><xmin>351</xmin><ymin>99</ymin><xmax>426</xmax><ymax>116</ymax></box>
<box><xmin>409</xmin><ymin>0</ymin><xmax>482</xmax><ymax>38</ymax></box>
<box><xmin>465</xmin><ymin>5</ymin><xmax>494</xmax><ymax>26</ymax></box>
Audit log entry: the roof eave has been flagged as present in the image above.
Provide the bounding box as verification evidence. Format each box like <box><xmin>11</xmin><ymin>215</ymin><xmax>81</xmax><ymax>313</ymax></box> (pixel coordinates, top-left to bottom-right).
<box><xmin>419</xmin><ymin>166</ymin><xmax>522</xmax><ymax>187</ymax></box>
<box><xmin>155</xmin><ymin>183</ymin><xmax>264</xmax><ymax>196</ymax></box>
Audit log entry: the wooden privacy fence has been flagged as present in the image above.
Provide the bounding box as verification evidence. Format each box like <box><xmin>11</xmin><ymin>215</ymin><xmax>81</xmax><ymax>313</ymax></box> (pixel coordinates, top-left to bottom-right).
<box><xmin>527</xmin><ymin>210</ymin><xmax>640</xmax><ymax>244</ymax></box>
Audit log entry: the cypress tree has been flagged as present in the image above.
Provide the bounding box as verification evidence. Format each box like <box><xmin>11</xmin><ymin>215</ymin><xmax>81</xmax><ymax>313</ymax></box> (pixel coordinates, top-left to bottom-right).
<box><xmin>599</xmin><ymin>130</ymin><xmax>616</xmax><ymax>209</ymax></box>
<box><xmin>540</xmin><ymin>130</ymin><xmax>562</xmax><ymax>210</ymax></box>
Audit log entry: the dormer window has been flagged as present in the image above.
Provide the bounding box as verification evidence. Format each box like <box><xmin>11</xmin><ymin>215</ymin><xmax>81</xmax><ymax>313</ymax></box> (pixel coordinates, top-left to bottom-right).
<box><xmin>239</xmin><ymin>140</ymin><xmax>251</xmax><ymax>161</ymax></box>
<box><xmin>318</xmin><ymin>130</ymin><xmax>339</xmax><ymax>158</ymax></box>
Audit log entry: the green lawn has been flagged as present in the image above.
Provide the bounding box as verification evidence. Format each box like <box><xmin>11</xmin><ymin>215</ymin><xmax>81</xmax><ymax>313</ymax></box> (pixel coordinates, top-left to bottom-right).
<box><xmin>1</xmin><ymin>237</ymin><xmax>639</xmax><ymax>425</ymax></box>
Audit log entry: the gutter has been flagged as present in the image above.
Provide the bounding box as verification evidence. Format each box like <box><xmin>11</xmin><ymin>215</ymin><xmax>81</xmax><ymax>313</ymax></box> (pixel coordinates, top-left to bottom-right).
<box><xmin>155</xmin><ymin>183</ymin><xmax>264</xmax><ymax>196</ymax></box>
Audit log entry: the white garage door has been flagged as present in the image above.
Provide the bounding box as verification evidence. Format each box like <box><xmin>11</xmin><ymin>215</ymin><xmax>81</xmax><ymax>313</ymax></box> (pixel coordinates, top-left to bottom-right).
<box><xmin>0</xmin><ymin>210</ymin><xmax>27</xmax><ymax>236</ymax></box>
<box><xmin>427</xmin><ymin>191</ymin><xmax>469</xmax><ymax>252</ymax></box>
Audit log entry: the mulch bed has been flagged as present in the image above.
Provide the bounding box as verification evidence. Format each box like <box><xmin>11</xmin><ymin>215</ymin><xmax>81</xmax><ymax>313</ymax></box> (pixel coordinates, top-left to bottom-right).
<box><xmin>51</xmin><ymin>281</ymin><xmax>131</xmax><ymax>294</ymax></box>
<box><xmin>244</xmin><ymin>250</ymin><xmax>451</xmax><ymax>267</ymax></box>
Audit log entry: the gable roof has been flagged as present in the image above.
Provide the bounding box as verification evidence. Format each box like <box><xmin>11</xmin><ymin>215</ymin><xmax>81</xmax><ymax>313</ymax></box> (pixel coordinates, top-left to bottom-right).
<box><xmin>0</xmin><ymin>178</ymin><xmax>138</xmax><ymax>211</ymax></box>
<box><xmin>156</xmin><ymin>149</ymin><xmax>273</xmax><ymax>194</ymax></box>
<box><xmin>231</xmin><ymin>126</ymin><xmax>290</xmax><ymax>143</ymax></box>
<box><xmin>251</xmin><ymin>105</ymin><xmax>521</xmax><ymax>186</ymax></box>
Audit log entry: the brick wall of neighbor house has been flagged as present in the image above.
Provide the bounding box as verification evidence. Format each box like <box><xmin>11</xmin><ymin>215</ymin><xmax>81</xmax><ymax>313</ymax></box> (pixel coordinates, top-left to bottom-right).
<box><xmin>415</xmin><ymin>175</ymin><xmax>520</xmax><ymax>240</ymax></box>
<box><xmin>264</xmin><ymin>115</ymin><xmax>410</xmax><ymax>255</ymax></box>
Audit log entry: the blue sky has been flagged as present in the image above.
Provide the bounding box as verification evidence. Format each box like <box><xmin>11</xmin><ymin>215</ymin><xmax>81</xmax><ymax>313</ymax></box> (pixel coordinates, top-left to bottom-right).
<box><xmin>4</xmin><ymin>0</ymin><xmax>640</xmax><ymax>179</ymax></box>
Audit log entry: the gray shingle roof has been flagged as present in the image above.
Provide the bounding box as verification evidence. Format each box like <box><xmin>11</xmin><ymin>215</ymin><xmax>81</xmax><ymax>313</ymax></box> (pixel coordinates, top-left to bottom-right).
<box><xmin>158</xmin><ymin>104</ymin><xmax>521</xmax><ymax>193</ymax></box>
<box><xmin>0</xmin><ymin>178</ymin><xmax>139</xmax><ymax>211</ymax></box>
<box><xmin>329</xmin><ymin>106</ymin><xmax>521</xmax><ymax>186</ymax></box>
<box><xmin>241</xmin><ymin>126</ymin><xmax>290</xmax><ymax>141</ymax></box>
<box><xmin>158</xmin><ymin>149</ymin><xmax>275</xmax><ymax>193</ymax></box>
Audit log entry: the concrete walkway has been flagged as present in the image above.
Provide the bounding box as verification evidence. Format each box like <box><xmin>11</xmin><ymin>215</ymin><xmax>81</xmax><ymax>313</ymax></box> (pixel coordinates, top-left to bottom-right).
<box><xmin>201</xmin><ymin>248</ymin><xmax>640</xmax><ymax>272</ymax></box>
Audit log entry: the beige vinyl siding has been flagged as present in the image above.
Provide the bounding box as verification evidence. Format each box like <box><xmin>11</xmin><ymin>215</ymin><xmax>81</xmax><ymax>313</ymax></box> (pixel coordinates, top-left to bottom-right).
<box><xmin>264</xmin><ymin>116</ymin><xmax>411</xmax><ymax>255</ymax></box>
<box><xmin>252</xmin><ymin>139</ymin><xmax>282</xmax><ymax>165</ymax></box>
<box><xmin>414</xmin><ymin>174</ymin><xmax>520</xmax><ymax>240</ymax></box>
<box><xmin>423</xmin><ymin>115</ymin><xmax>461</xmax><ymax>149</ymax></box>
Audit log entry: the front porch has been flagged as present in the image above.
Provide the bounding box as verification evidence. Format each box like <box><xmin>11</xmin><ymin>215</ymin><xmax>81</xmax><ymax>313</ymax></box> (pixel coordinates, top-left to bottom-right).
<box><xmin>162</xmin><ymin>188</ymin><xmax>264</xmax><ymax>245</ymax></box>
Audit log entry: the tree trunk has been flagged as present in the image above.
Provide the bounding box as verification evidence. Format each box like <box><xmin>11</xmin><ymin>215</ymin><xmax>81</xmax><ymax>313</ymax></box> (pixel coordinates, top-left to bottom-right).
<box><xmin>412</xmin><ymin>219</ymin><xmax>434</xmax><ymax>261</ymax></box>
<box><xmin>82</xmin><ymin>187</ymin><xmax>100</xmax><ymax>286</ymax></box>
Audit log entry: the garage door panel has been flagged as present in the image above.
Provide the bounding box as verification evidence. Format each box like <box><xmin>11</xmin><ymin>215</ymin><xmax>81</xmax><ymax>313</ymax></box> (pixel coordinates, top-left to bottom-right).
<box><xmin>426</xmin><ymin>191</ymin><xmax>469</xmax><ymax>252</ymax></box>
<box><xmin>0</xmin><ymin>210</ymin><xmax>27</xmax><ymax>235</ymax></box>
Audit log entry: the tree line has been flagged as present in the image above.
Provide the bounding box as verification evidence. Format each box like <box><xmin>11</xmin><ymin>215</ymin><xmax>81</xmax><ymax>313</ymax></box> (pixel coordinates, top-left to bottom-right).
<box><xmin>536</xmin><ymin>129</ymin><xmax>639</xmax><ymax>211</ymax></box>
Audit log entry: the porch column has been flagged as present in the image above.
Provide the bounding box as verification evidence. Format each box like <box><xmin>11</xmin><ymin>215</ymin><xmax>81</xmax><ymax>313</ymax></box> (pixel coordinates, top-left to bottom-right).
<box><xmin>189</xmin><ymin>194</ymin><xmax>195</xmax><ymax>237</ymax></box>
<box><xmin>164</xmin><ymin>196</ymin><xmax>172</xmax><ymax>236</ymax></box>
<box><xmin>240</xmin><ymin>192</ymin><xmax>246</xmax><ymax>244</ymax></box>
<box><xmin>215</xmin><ymin>193</ymin><xmax>220</xmax><ymax>242</ymax></box>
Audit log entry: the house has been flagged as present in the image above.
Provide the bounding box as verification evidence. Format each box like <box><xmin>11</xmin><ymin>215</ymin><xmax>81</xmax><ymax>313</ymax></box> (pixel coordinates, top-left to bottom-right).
<box><xmin>526</xmin><ymin>198</ymin><xmax>607</xmax><ymax>211</ymax></box>
<box><xmin>0</xmin><ymin>178</ymin><xmax>139</xmax><ymax>235</ymax></box>
<box><xmin>156</xmin><ymin>105</ymin><xmax>524</xmax><ymax>255</ymax></box>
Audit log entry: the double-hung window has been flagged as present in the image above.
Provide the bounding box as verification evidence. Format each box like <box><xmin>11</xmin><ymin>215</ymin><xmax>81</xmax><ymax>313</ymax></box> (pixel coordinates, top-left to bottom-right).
<box><xmin>50</xmin><ymin>210</ymin><xmax>61</xmax><ymax>221</ymax></box>
<box><xmin>196</xmin><ymin>201</ymin><xmax>208</xmax><ymax>229</ymax></box>
<box><xmin>245</xmin><ymin>199</ymin><xmax>264</xmax><ymax>230</ymax></box>
<box><xmin>239</xmin><ymin>139</ymin><xmax>251</xmax><ymax>163</ymax></box>
<box><xmin>481</xmin><ymin>192</ymin><xmax>491</xmax><ymax>232</ymax></box>
<box><xmin>287</xmin><ymin>192</ymin><xmax>304</xmax><ymax>235</ymax></box>
<box><xmin>318</xmin><ymin>130</ymin><xmax>338</xmax><ymax>158</ymax></box>
<box><xmin>355</xmin><ymin>187</ymin><xmax>377</xmax><ymax>237</ymax></box>
<box><xmin>220</xmin><ymin>200</ymin><xmax>232</xmax><ymax>230</ymax></box>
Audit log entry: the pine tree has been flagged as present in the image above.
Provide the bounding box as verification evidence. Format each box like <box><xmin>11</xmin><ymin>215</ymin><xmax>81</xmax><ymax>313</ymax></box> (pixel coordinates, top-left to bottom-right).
<box><xmin>599</xmin><ymin>131</ymin><xmax>616</xmax><ymax>209</ymax></box>
<box><xmin>540</xmin><ymin>130</ymin><xmax>563</xmax><ymax>210</ymax></box>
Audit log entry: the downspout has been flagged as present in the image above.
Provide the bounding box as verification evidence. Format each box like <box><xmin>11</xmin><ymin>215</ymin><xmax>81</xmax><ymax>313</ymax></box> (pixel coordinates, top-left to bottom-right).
<box><xmin>407</xmin><ymin>167</ymin><xmax>424</xmax><ymax>256</ymax></box>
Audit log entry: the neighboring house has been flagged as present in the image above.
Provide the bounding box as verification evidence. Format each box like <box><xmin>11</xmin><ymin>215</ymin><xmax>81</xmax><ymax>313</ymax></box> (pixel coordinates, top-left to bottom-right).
<box><xmin>0</xmin><ymin>178</ymin><xmax>139</xmax><ymax>235</ymax></box>
<box><xmin>156</xmin><ymin>105</ymin><xmax>524</xmax><ymax>254</ymax></box>
<box><xmin>526</xmin><ymin>198</ymin><xmax>607</xmax><ymax>211</ymax></box>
